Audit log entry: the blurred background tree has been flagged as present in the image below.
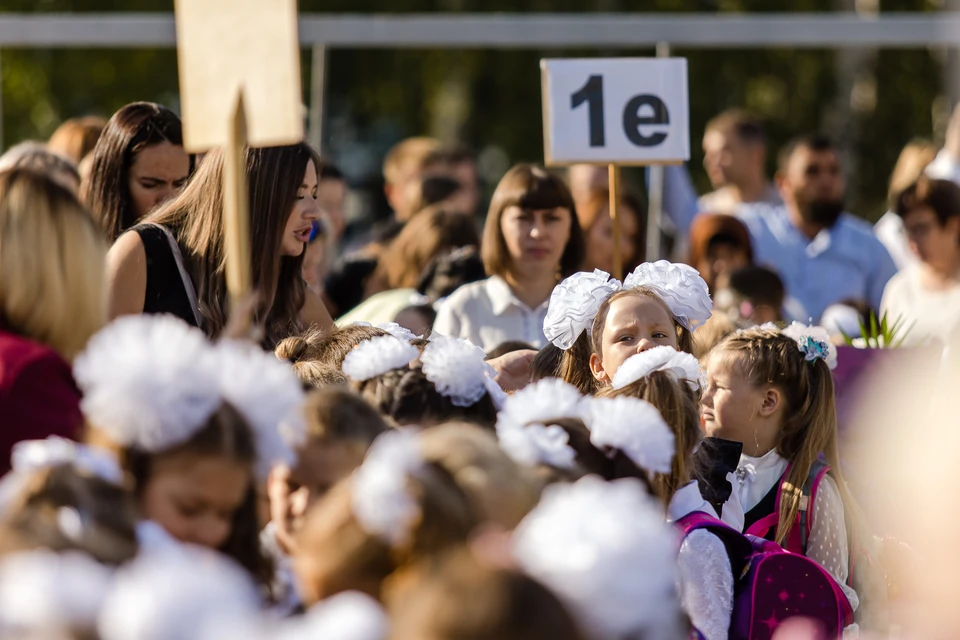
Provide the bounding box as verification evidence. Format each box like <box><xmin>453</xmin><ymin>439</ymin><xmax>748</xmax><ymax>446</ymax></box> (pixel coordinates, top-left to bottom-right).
<box><xmin>0</xmin><ymin>0</ymin><xmax>947</xmax><ymax>219</ymax></box>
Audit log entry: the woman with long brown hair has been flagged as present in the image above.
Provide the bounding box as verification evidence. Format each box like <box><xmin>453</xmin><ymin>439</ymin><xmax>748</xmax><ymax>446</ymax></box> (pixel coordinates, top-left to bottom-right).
<box><xmin>82</xmin><ymin>102</ymin><xmax>192</xmax><ymax>243</ymax></box>
<box><xmin>106</xmin><ymin>142</ymin><xmax>333</xmax><ymax>348</ymax></box>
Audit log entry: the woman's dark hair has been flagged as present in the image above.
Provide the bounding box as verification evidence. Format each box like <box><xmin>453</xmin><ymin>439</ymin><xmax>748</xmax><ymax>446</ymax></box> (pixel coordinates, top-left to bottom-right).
<box><xmin>354</xmin><ymin>367</ymin><xmax>498</xmax><ymax>430</ymax></box>
<box><xmin>82</xmin><ymin>102</ymin><xmax>192</xmax><ymax>242</ymax></box>
<box><xmin>896</xmin><ymin>175</ymin><xmax>960</xmax><ymax>228</ymax></box>
<box><xmin>124</xmin><ymin>402</ymin><xmax>273</xmax><ymax>591</ymax></box>
<box><xmin>485</xmin><ymin>340</ymin><xmax>534</xmax><ymax>360</ymax></box>
<box><xmin>481</xmin><ymin>164</ymin><xmax>585</xmax><ymax>279</ymax></box>
<box><xmin>147</xmin><ymin>142</ymin><xmax>318</xmax><ymax>348</ymax></box>
<box><xmin>417</xmin><ymin>246</ymin><xmax>487</xmax><ymax>303</ymax></box>
<box><xmin>529</xmin><ymin>343</ymin><xmax>563</xmax><ymax>382</ymax></box>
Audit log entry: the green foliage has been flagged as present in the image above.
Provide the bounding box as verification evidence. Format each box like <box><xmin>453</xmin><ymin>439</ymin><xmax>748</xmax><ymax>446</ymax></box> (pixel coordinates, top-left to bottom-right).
<box><xmin>841</xmin><ymin>310</ymin><xmax>914</xmax><ymax>349</ymax></box>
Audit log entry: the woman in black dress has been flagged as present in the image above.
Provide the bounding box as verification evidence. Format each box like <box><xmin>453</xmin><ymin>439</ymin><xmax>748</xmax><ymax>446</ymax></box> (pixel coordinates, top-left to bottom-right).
<box><xmin>106</xmin><ymin>142</ymin><xmax>333</xmax><ymax>348</ymax></box>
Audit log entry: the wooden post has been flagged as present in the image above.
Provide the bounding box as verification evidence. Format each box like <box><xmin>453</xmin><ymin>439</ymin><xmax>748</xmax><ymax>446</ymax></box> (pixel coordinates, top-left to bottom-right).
<box><xmin>222</xmin><ymin>91</ymin><xmax>252</xmax><ymax>325</ymax></box>
<box><xmin>608</xmin><ymin>163</ymin><xmax>622</xmax><ymax>280</ymax></box>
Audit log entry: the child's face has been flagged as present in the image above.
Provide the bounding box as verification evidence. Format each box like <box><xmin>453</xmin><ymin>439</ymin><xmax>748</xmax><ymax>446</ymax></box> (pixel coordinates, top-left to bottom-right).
<box><xmin>590</xmin><ymin>294</ymin><xmax>679</xmax><ymax>384</ymax></box>
<box><xmin>139</xmin><ymin>453</ymin><xmax>250</xmax><ymax>550</ymax></box>
<box><xmin>701</xmin><ymin>349</ymin><xmax>772</xmax><ymax>451</ymax></box>
<box><xmin>268</xmin><ymin>440</ymin><xmax>366</xmax><ymax>554</ymax></box>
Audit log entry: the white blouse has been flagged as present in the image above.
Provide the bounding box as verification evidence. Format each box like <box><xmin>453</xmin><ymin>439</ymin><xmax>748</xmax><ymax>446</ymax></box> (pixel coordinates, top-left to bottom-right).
<box><xmin>734</xmin><ymin>451</ymin><xmax>860</xmax><ymax>615</ymax></box>
<box><xmin>669</xmin><ymin>481</ymin><xmax>734</xmax><ymax>640</ymax></box>
<box><xmin>432</xmin><ymin>276</ymin><xmax>550</xmax><ymax>352</ymax></box>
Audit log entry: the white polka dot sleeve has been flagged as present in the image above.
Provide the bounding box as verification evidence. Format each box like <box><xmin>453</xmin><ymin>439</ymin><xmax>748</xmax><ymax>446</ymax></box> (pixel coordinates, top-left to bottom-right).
<box><xmin>677</xmin><ymin>529</ymin><xmax>734</xmax><ymax>640</ymax></box>
<box><xmin>807</xmin><ymin>474</ymin><xmax>860</xmax><ymax>614</ymax></box>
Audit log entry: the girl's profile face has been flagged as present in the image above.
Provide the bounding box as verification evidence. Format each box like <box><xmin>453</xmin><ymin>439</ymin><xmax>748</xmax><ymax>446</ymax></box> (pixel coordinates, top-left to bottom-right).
<box><xmin>590</xmin><ymin>294</ymin><xmax>678</xmax><ymax>384</ymax></box>
<box><xmin>700</xmin><ymin>349</ymin><xmax>768</xmax><ymax>447</ymax></box>
<box><xmin>139</xmin><ymin>453</ymin><xmax>250</xmax><ymax>550</ymax></box>
<box><xmin>499</xmin><ymin>205</ymin><xmax>571</xmax><ymax>277</ymax></box>
<box><xmin>281</xmin><ymin>159</ymin><xmax>321</xmax><ymax>257</ymax></box>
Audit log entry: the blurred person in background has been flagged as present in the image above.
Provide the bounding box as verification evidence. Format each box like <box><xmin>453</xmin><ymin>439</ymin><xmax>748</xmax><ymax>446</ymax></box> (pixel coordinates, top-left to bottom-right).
<box><xmin>405</xmin><ymin>174</ymin><xmax>474</xmax><ymax>219</ymax></box>
<box><xmin>0</xmin><ymin>141</ymin><xmax>81</xmax><ymax>195</ymax></box>
<box><xmin>106</xmin><ymin>142</ymin><xmax>333</xmax><ymax>348</ymax></box>
<box><xmin>337</xmin><ymin>205</ymin><xmax>480</xmax><ymax>326</ymax></box>
<box><xmin>739</xmin><ymin>134</ymin><xmax>897</xmax><ymax>322</ymax></box>
<box><xmin>881</xmin><ymin>176</ymin><xmax>960</xmax><ymax>346</ymax></box>
<box><xmin>316</xmin><ymin>158</ymin><xmax>348</xmax><ymax>251</ymax></box>
<box><xmin>302</xmin><ymin>219</ymin><xmax>328</xmax><ymax>298</ymax></box>
<box><xmin>686</xmin><ymin>212</ymin><xmax>754</xmax><ymax>293</ymax></box>
<box><xmin>699</xmin><ymin>109</ymin><xmax>781</xmax><ymax>215</ymax></box>
<box><xmin>434</xmin><ymin>164</ymin><xmax>585</xmax><ymax>351</ymax></box>
<box><xmin>47</xmin><ymin>115</ymin><xmax>106</xmax><ymax>168</ymax></box>
<box><xmin>423</xmin><ymin>144</ymin><xmax>481</xmax><ymax>216</ymax></box>
<box><xmin>82</xmin><ymin>102</ymin><xmax>193</xmax><ymax>244</ymax></box>
<box><xmin>575</xmin><ymin>187</ymin><xmax>644</xmax><ymax>276</ymax></box>
<box><xmin>566</xmin><ymin>164</ymin><xmax>608</xmax><ymax>207</ymax></box>
<box><xmin>874</xmin><ymin>139</ymin><xmax>937</xmax><ymax>270</ymax></box>
<box><xmin>0</xmin><ymin>169</ymin><xmax>107</xmax><ymax>473</ymax></box>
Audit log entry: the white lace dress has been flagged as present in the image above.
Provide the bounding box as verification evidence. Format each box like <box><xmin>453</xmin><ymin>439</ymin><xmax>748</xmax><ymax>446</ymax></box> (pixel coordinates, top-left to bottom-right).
<box><xmin>669</xmin><ymin>481</ymin><xmax>734</xmax><ymax>640</ymax></box>
<box><xmin>733</xmin><ymin>451</ymin><xmax>860</xmax><ymax>636</ymax></box>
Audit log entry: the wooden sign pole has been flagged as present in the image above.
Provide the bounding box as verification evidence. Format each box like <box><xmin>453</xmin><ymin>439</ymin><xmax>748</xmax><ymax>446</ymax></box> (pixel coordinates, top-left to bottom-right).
<box><xmin>222</xmin><ymin>90</ymin><xmax>253</xmax><ymax>328</ymax></box>
<box><xmin>608</xmin><ymin>163</ymin><xmax>622</xmax><ymax>281</ymax></box>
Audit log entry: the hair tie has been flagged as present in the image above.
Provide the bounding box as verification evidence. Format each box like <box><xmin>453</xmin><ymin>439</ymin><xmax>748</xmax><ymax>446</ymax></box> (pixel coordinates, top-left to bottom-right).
<box><xmin>780</xmin><ymin>322</ymin><xmax>838</xmax><ymax>371</ymax></box>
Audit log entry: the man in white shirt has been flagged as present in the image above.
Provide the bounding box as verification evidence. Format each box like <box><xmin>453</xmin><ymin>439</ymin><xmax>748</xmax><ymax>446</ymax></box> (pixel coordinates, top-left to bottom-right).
<box><xmin>699</xmin><ymin>109</ymin><xmax>783</xmax><ymax>216</ymax></box>
<box><xmin>738</xmin><ymin>135</ymin><xmax>897</xmax><ymax>323</ymax></box>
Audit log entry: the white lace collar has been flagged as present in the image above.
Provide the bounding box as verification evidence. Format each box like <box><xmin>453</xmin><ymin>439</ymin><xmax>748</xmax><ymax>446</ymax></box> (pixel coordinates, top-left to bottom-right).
<box><xmin>667</xmin><ymin>480</ymin><xmax>718</xmax><ymax>522</ymax></box>
<box><xmin>736</xmin><ymin>448</ymin><xmax>789</xmax><ymax>514</ymax></box>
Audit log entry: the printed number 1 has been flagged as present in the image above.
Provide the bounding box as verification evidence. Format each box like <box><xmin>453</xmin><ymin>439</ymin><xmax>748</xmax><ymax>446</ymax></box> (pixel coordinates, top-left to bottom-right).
<box><xmin>570</xmin><ymin>74</ymin><xmax>670</xmax><ymax>148</ymax></box>
<box><xmin>570</xmin><ymin>74</ymin><xmax>605</xmax><ymax>147</ymax></box>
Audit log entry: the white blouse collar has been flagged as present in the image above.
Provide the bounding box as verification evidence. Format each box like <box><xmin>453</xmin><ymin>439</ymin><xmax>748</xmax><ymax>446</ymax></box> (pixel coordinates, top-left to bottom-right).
<box><xmin>486</xmin><ymin>276</ymin><xmax>549</xmax><ymax>316</ymax></box>
<box><xmin>739</xmin><ymin>448</ymin><xmax>785</xmax><ymax>472</ymax></box>
<box><xmin>736</xmin><ymin>448</ymin><xmax>789</xmax><ymax>514</ymax></box>
<box><xmin>667</xmin><ymin>480</ymin><xmax>718</xmax><ymax>522</ymax></box>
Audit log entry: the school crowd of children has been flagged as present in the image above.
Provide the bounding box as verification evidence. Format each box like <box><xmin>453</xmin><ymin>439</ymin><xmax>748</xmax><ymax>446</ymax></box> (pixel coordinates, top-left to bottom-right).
<box><xmin>0</xmin><ymin>102</ymin><xmax>957</xmax><ymax>639</ymax></box>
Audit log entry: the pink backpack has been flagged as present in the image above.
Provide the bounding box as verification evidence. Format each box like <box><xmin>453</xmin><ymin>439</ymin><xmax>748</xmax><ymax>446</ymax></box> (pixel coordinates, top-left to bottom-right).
<box><xmin>743</xmin><ymin>460</ymin><xmax>889</xmax><ymax>632</ymax></box>
<box><xmin>677</xmin><ymin>512</ymin><xmax>853</xmax><ymax>640</ymax></box>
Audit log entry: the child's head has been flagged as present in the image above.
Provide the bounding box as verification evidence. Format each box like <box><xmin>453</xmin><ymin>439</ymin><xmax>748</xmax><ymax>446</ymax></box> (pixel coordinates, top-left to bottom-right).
<box><xmin>589</xmin><ymin>288</ymin><xmax>692</xmax><ymax>385</ymax></box>
<box><xmin>345</xmin><ymin>335</ymin><xmax>500</xmax><ymax>430</ymax></box>
<box><xmin>389</xmin><ymin>547</ymin><xmax>588</xmax><ymax>640</ymax></box>
<box><xmin>0</xmin><ymin>460</ymin><xmax>137</xmax><ymax>565</ymax></box>
<box><xmin>268</xmin><ymin>388</ymin><xmax>390</xmax><ymax>553</ymax></box>
<box><xmin>702</xmin><ymin>324</ymin><xmax>840</xmax><ymax>543</ymax></box>
<box><xmin>529</xmin><ymin>343</ymin><xmax>563</xmax><ymax>382</ymax></box>
<box><xmin>315</xmin><ymin>324</ymin><xmax>391</xmax><ymax>369</ymax></box>
<box><xmin>713</xmin><ymin>265</ymin><xmax>785</xmax><ymax>328</ymax></box>
<box><xmin>293</xmin><ymin>431</ymin><xmax>477</xmax><ymax>605</ymax></box>
<box><xmin>596</xmin><ymin>348</ymin><xmax>703</xmax><ymax>504</ymax></box>
<box><xmin>275</xmin><ymin>326</ymin><xmax>347</xmax><ymax>389</ymax></box>
<box><xmin>418</xmin><ymin>422</ymin><xmax>540</xmax><ymax>530</ymax></box>
<box><xmin>75</xmin><ymin>316</ymin><xmax>305</xmax><ymax>588</ymax></box>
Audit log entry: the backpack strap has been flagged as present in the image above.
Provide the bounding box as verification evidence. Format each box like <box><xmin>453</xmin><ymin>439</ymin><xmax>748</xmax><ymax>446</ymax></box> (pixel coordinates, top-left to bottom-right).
<box><xmin>676</xmin><ymin>512</ymin><xmax>754</xmax><ymax>566</ymax></box>
<box><xmin>798</xmin><ymin>459</ymin><xmax>831</xmax><ymax>555</ymax></box>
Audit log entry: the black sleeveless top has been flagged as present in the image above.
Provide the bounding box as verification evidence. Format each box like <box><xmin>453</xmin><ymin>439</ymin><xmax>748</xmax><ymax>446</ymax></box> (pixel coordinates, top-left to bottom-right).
<box><xmin>132</xmin><ymin>224</ymin><xmax>200</xmax><ymax>329</ymax></box>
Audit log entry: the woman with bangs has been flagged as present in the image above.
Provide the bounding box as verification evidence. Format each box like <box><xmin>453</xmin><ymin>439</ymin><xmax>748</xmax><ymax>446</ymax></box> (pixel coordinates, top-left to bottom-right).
<box><xmin>0</xmin><ymin>169</ymin><xmax>108</xmax><ymax>472</ymax></box>
<box><xmin>433</xmin><ymin>164</ymin><xmax>585</xmax><ymax>352</ymax></box>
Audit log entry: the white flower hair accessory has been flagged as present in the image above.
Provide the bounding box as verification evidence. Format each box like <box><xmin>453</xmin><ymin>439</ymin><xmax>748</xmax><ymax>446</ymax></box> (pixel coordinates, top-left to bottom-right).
<box><xmin>543</xmin><ymin>270</ymin><xmax>623</xmax><ymax>350</ymax></box>
<box><xmin>780</xmin><ymin>322</ymin><xmax>838</xmax><ymax>371</ymax></box>
<box><xmin>216</xmin><ymin>340</ymin><xmax>307</xmax><ymax>480</ymax></box>
<box><xmin>352</xmin><ymin>321</ymin><xmax>421</xmax><ymax>342</ymax></box>
<box><xmin>421</xmin><ymin>335</ymin><xmax>490</xmax><ymax>407</ymax></box>
<box><xmin>10</xmin><ymin>437</ymin><xmax>123</xmax><ymax>485</ymax></box>
<box><xmin>74</xmin><ymin>315</ymin><xmax>222</xmax><ymax>452</ymax></box>
<box><xmin>351</xmin><ymin>430</ymin><xmax>426</xmax><ymax>547</ymax></box>
<box><xmin>623</xmin><ymin>260</ymin><xmax>713</xmax><ymax>331</ymax></box>
<box><xmin>497</xmin><ymin>421</ymin><xmax>576</xmax><ymax>470</ymax></box>
<box><xmin>342</xmin><ymin>335</ymin><xmax>419</xmax><ymax>382</ymax></box>
<box><xmin>581</xmin><ymin>396</ymin><xmax>675</xmax><ymax>474</ymax></box>
<box><xmin>98</xmin><ymin>545</ymin><xmax>260</xmax><ymax>640</ymax></box>
<box><xmin>611</xmin><ymin>346</ymin><xmax>703</xmax><ymax>391</ymax></box>
<box><xmin>496</xmin><ymin>378</ymin><xmax>585</xmax><ymax>430</ymax></box>
<box><xmin>513</xmin><ymin>476</ymin><xmax>681</xmax><ymax>640</ymax></box>
<box><xmin>0</xmin><ymin>550</ymin><xmax>114</xmax><ymax>636</ymax></box>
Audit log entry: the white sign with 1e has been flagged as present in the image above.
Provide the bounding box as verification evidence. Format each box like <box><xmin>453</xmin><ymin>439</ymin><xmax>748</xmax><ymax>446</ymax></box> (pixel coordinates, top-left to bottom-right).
<box><xmin>541</xmin><ymin>58</ymin><xmax>690</xmax><ymax>166</ymax></box>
